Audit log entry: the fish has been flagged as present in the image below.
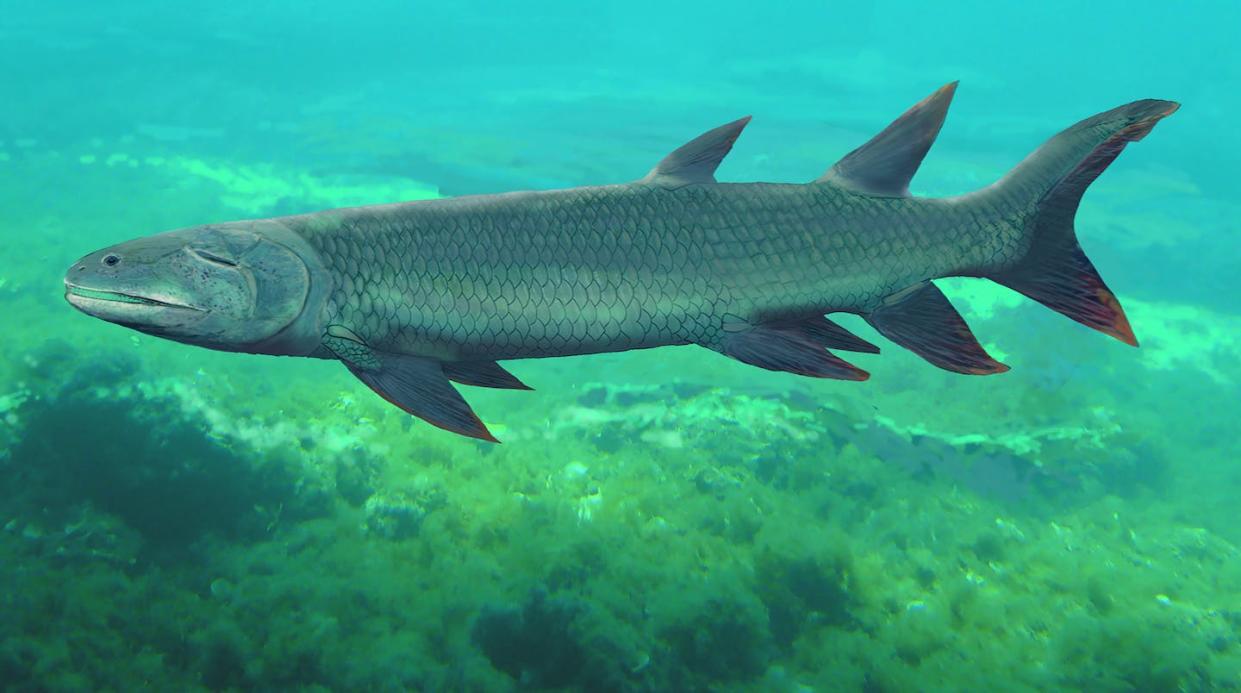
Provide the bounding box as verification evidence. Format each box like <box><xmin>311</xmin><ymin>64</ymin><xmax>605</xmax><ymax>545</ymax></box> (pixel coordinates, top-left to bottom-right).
<box><xmin>64</xmin><ymin>83</ymin><xmax>1179</xmax><ymax>442</ymax></box>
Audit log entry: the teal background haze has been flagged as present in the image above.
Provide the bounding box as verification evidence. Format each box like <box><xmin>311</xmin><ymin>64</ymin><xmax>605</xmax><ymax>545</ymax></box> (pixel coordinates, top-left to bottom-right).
<box><xmin>2</xmin><ymin>1</ymin><xmax>1239</xmax><ymax>690</ymax></box>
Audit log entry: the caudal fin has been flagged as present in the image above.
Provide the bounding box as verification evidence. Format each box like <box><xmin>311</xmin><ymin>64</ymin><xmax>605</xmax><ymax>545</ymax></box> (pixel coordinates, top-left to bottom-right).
<box><xmin>989</xmin><ymin>99</ymin><xmax>1179</xmax><ymax>346</ymax></box>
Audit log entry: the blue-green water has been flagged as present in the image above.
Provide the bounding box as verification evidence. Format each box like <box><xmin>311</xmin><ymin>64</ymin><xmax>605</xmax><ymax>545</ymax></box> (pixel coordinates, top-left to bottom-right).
<box><xmin>2</xmin><ymin>1</ymin><xmax>1239</xmax><ymax>690</ymax></box>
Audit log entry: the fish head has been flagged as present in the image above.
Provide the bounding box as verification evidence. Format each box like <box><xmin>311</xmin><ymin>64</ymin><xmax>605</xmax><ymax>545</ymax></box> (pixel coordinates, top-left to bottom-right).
<box><xmin>65</xmin><ymin>220</ymin><xmax>328</xmax><ymax>355</ymax></box>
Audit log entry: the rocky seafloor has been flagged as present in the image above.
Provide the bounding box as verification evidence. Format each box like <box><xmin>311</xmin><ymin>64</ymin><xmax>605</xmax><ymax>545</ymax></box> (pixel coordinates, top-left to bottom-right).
<box><xmin>2</xmin><ymin>132</ymin><xmax>1239</xmax><ymax>691</ymax></box>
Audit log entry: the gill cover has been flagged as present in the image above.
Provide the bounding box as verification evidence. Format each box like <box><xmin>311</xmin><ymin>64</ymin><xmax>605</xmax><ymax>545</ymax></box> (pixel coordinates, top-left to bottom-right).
<box><xmin>65</xmin><ymin>220</ymin><xmax>321</xmax><ymax>353</ymax></box>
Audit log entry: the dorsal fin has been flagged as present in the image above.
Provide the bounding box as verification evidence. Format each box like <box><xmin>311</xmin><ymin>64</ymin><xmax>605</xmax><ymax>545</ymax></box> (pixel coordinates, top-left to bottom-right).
<box><xmin>816</xmin><ymin>81</ymin><xmax>958</xmax><ymax>197</ymax></box>
<box><xmin>643</xmin><ymin>116</ymin><xmax>751</xmax><ymax>189</ymax></box>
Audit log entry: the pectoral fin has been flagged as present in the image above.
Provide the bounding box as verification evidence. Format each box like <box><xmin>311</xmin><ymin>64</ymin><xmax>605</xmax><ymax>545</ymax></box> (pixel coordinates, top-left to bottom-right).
<box><xmin>323</xmin><ymin>329</ymin><xmax>498</xmax><ymax>442</ymax></box>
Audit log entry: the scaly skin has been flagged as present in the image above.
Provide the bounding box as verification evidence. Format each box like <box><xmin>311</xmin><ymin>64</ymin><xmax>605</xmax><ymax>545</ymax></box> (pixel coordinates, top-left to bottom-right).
<box><xmin>285</xmin><ymin>182</ymin><xmax>1024</xmax><ymax>362</ymax></box>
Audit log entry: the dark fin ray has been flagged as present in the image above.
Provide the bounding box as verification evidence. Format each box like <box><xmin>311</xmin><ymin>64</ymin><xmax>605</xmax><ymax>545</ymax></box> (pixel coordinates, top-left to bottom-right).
<box><xmin>996</xmin><ymin>99</ymin><xmax>1179</xmax><ymax>207</ymax></box>
<box><xmin>346</xmin><ymin>355</ymin><xmax>498</xmax><ymax>442</ymax></box>
<box><xmin>865</xmin><ymin>282</ymin><xmax>1007</xmax><ymax>375</ymax></box>
<box><xmin>788</xmin><ymin>315</ymin><xmax>880</xmax><ymax>354</ymax></box>
<box><xmin>321</xmin><ymin>327</ymin><xmax>498</xmax><ymax>441</ymax></box>
<box><xmin>989</xmin><ymin>99</ymin><xmax>1177</xmax><ymax>346</ymax></box>
<box><xmin>643</xmin><ymin>116</ymin><xmax>751</xmax><ymax>189</ymax></box>
<box><xmin>993</xmin><ymin>243</ymin><xmax>1138</xmax><ymax>346</ymax></box>
<box><xmin>713</xmin><ymin>320</ymin><xmax>868</xmax><ymax>381</ymax></box>
<box><xmin>816</xmin><ymin>81</ymin><xmax>957</xmax><ymax>196</ymax></box>
<box><xmin>442</xmin><ymin>360</ymin><xmax>533</xmax><ymax>390</ymax></box>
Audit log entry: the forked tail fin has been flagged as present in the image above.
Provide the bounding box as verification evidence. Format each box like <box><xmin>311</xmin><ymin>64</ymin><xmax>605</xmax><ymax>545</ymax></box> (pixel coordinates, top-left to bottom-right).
<box><xmin>988</xmin><ymin>99</ymin><xmax>1179</xmax><ymax>346</ymax></box>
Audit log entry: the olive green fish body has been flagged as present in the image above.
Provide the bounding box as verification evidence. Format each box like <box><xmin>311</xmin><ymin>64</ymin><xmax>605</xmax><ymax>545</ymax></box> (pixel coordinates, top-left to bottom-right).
<box><xmin>293</xmin><ymin>181</ymin><xmax>1022</xmax><ymax>362</ymax></box>
<box><xmin>64</xmin><ymin>83</ymin><xmax>1178</xmax><ymax>441</ymax></box>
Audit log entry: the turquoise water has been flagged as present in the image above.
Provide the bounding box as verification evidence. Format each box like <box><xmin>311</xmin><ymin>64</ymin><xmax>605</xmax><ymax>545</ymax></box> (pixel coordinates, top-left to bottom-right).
<box><xmin>2</xmin><ymin>1</ymin><xmax>1239</xmax><ymax>690</ymax></box>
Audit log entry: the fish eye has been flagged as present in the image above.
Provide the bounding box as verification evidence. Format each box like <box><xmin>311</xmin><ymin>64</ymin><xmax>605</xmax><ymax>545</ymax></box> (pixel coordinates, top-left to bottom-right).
<box><xmin>189</xmin><ymin>248</ymin><xmax>239</xmax><ymax>268</ymax></box>
<box><xmin>103</xmin><ymin>254</ymin><xmax>121</xmax><ymax>266</ymax></box>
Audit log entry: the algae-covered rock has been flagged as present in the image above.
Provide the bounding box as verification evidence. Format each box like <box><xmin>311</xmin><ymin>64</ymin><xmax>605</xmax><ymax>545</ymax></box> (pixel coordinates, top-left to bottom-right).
<box><xmin>0</xmin><ymin>637</ymin><xmax>40</xmax><ymax>686</ymax></box>
<box><xmin>659</xmin><ymin>596</ymin><xmax>772</xmax><ymax>685</ymax></box>
<box><xmin>651</xmin><ymin>577</ymin><xmax>774</xmax><ymax>687</ymax></box>
<box><xmin>754</xmin><ymin>524</ymin><xmax>863</xmax><ymax>652</ymax></box>
<box><xmin>7</xmin><ymin>346</ymin><xmax>330</xmax><ymax>550</ymax></box>
<box><xmin>196</xmin><ymin>621</ymin><xmax>254</xmax><ymax>691</ymax></box>
<box><xmin>471</xmin><ymin>588</ymin><xmax>642</xmax><ymax>691</ymax></box>
<box><xmin>334</xmin><ymin>454</ymin><xmax>381</xmax><ymax>507</ymax></box>
<box><xmin>362</xmin><ymin>481</ymin><xmax>446</xmax><ymax>540</ymax></box>
<box><xmin>363</xmin><ymin>492</ymin><xmax>428</xmax><ymax>540</ymax></box>
<box><xmin>472</xmin><ymin>589</ymin><xmax>585</xmax><ymax>688</ymax></box>
<box><xmin>1053</xmin><ymin>610</ymin><xmax>1213</xmax><ymax>691</ymax></box>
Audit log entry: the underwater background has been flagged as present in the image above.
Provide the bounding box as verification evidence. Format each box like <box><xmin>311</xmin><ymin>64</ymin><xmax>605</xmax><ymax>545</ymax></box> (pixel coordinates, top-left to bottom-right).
<box><xmin>2</xmin><ymin>1</ymin><xmax>1239</xmax><ymax>690</ymax></box>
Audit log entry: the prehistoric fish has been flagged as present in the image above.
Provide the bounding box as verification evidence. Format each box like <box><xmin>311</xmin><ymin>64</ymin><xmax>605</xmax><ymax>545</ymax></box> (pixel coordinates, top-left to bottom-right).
<box><xmin>65</xmin><ymin>84</ymin><xmax>1178</xmax><ymax>441</ymax></box>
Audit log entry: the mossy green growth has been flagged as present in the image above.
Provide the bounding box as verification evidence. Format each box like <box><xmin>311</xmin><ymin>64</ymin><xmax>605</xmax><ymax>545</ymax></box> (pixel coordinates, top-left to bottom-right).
<box><xmin>1054</xmin><ymin>611</ymin><xmax>1212</xmax><ymax>691</ymax></box>
<box><xmin>4</xmin><ymin>141</ymin><xmax>1241</xmax><ymax>691</ymax></box>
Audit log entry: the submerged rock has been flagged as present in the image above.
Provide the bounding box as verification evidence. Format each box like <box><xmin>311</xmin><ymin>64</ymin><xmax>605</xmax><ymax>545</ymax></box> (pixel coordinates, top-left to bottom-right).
<box><xmin>6</xmin><ymin>349</ymin><xmax>330</xmax><ymax>551</ymax></box>
<box><xmin>472</xmin><ymin>589</ymin><xmax>586</xmax><ymax>688</ymax></box>
<box><xmin>658</xmin><ymin>590</ymin><xmax>773</xmax><ymax>685</ymax></box>
<box><xmin>362</xmin><ymin>482</ymin><xmax>446</xmax><ymax>540</ymax></box>
<box><xmin>471</xmin><ymin>588</ymin><xmax>643</xmax><ymax>691</ymax></box>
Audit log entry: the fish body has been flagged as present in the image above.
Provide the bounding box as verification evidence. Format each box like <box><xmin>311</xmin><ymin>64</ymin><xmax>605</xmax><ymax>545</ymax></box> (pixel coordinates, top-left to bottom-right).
<box><xmin>288</xmin><ymin>179</ymin><xmax>1005</xmax><ymax>362</ymax></box>
<box><xmin>65</xmin><ymin>84</ymin><xmax>1179</xmax><ymax>440</ymax></box>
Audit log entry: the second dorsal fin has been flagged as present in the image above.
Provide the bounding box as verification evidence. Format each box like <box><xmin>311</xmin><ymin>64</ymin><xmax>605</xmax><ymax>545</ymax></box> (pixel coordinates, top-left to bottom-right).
<box><xmin>816</xmin><ymin>82</ymin><xmax>958</xmax><ymax>197</ymax></box>
<box><xmin>643</xmin><ymin>116</ymin><xmax>751</xmax><ymax>189</ymax></box>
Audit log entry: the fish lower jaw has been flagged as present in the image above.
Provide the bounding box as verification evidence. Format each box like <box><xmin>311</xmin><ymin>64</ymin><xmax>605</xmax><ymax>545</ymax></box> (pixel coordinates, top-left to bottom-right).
<box><xmin>64</xmin><ymin>284</ymin><xmax>196</xmax><ymax>310</ymax></box>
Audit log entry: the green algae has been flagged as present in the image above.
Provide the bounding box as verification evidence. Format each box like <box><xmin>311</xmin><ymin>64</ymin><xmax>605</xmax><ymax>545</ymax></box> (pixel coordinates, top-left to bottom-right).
<box><xmin>2</xmin><ymin>90</ymin><xmax>1240</xmax><ymax>692</ymax></box>
<box><xmin>4</xmin><ymin>306</ymin><xmax>1241</xmax><ymax>689</ymax></box>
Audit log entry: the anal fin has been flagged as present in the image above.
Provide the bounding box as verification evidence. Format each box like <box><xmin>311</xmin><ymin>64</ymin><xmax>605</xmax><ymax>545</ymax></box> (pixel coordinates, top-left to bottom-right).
<box><xmin>864</xmin><ymin>282</ymin><xmax>1007</xmax><ymax>375</ymax></box>
<box><xmin>443</xmin><ymin>360</ymin><xmax>532</xmax><ymax>390</ymax></box>
<box><xmin>712</xmin><ymin>317</ymin><xmax>869</xmax><ymax>381</ymax></box>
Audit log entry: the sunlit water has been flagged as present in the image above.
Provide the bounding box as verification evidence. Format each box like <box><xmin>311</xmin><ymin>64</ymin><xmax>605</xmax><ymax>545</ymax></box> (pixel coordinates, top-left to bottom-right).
<box><xmin>1</xmin><ymin>2</ymin><xmax>1237</xmax><ymax>689</ymax></box>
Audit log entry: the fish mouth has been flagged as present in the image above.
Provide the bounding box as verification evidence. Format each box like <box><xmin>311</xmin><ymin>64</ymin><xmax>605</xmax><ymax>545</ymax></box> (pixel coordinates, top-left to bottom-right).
<box><xmin>64</xmin><ymin>284</ymin><xmax>198</xmax><ymax>311</ymax></box>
